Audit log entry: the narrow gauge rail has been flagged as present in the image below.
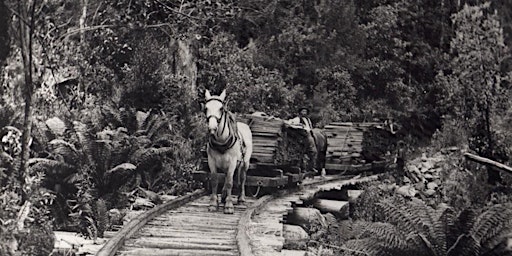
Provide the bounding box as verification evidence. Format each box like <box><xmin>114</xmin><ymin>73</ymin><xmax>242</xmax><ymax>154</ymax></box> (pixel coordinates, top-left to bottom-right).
<box><xmin>96</xmin><ymin>172</ymin><xmax>380</xmax><ymax>256</ymax></box>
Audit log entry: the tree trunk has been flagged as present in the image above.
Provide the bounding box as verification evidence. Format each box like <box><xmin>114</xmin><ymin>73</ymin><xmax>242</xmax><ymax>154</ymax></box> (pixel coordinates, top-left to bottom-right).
<box><xmin>17</xmin><ymin>0</ymin><xmax>36</xmax><ymax>201</ymax></box>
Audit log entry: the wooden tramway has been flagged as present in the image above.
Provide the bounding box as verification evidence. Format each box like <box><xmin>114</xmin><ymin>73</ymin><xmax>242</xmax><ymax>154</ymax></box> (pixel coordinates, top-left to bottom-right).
<box><xmin>96</xmin><ymin>172</ymin><xmax>381</xmax><ymax>256</ymax></box>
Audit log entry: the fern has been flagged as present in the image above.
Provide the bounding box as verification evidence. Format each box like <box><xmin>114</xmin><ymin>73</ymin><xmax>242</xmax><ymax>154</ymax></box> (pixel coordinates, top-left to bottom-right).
<box><xmin>94</xmin><ymin>199</ymin><xmax>108</xmax><ymax>238</ymax></box>
<box><xmin>378</xmin><ymin>199</ymin><xmax>425</xmax><ymax>236</ymax></box>
<box><xmin>341</xmin><ymin>238</ymin><xmax>392</xmax><ymax>256</ymax></box>
<box><xmin>361</xmin><ymin>222</ymin><xmax>408</xmax><ymax>250</ymax></box>
<box><xmin>471</xmin><ymin>203</ymin><xmax>512</xmax><ymax>253</ymax></box>
<box><xmin>130</xmin><ymin>147</ymin><xmax>173</xmax><ymax>165</ymax></box>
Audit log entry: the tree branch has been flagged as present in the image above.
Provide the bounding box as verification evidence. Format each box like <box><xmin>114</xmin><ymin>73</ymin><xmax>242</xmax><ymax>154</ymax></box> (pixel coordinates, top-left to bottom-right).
<box><xmin>153</xmin><ymin>0</ymin><xmax>201</xmax><ymax>21</ymax></box>
<box><xmin>464</xmin><ymin>152</ymin><xmax>512</xmax><ymax>175</ymax></box>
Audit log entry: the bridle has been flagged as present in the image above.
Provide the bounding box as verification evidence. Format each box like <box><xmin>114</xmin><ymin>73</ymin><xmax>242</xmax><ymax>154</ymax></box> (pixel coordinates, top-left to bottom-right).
<box><xmin>205</xmin><ymin>97</ymin><xmax>239</xmax><ymax>153</ymax></box>
<box><xmin>205</xmin><ymin>98</ymin><xmax>227</xmax><ymax>136</ymax></box>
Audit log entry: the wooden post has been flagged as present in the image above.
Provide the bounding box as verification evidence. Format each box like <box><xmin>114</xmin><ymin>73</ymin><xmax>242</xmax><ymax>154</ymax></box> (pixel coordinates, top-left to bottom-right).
<box><xmin>463</xmin><ymin>152</ymin><xmax>512</xmax><ymax>175</ymax></box>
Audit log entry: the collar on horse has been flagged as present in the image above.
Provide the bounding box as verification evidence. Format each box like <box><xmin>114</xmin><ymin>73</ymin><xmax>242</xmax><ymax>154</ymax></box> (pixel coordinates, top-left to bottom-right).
<box><xmin>207</xmin><ymin>99</ymin><xmax>240</xmax><ymax>153</ymax></box>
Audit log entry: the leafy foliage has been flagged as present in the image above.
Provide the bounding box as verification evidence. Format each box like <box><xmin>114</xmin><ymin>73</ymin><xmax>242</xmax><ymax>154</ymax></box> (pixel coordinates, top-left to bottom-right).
<box><xmin>339</xmin><ymin>199</ymin><xmax>512</xmax><ymax>256</ymax></box>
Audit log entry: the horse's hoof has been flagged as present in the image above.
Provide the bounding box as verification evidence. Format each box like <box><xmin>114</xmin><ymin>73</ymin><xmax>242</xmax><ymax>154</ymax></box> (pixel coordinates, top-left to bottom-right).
<box><xmin>224</xmin><ymin>207</ymin><xmax>234</xmax><ymax>214</ymax></box>
<box><xmin>237</xmin><ymin>197</ymin><xmax>246</xmax><ymax>205</ymax></box>
<box><xmin>208</xmin><ymin>205</ymin><xmax>217</xmax><ymax>212</ymax></box>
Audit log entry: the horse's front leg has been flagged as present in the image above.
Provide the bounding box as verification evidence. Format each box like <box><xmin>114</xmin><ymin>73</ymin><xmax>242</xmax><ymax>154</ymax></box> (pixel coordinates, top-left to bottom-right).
<box><xmin>222</xmin><ymin>161</ymin><xmax>236</xmax><ymax>214</ymax></box>
<box><xmin>208</xmin><ymin>161</ymin><xmax>219</xmax><ymax>212</ymax></box>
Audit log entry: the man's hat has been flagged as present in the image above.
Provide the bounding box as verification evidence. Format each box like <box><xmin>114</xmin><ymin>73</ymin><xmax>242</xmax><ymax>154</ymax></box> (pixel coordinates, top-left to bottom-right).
<box><xmin>298</xmin><ymin>106</ymin><xmax>310</xmax><ymax>112</ymax></box>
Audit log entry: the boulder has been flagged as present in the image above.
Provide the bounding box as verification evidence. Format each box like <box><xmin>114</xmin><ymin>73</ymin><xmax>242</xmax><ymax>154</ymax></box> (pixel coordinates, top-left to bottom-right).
<box><xmin>283</xmin><ymin>224</ymin><xmax>309</xmax><ymax>249</ymax></box>
<box><xmin>286</xmin><ymin>207</ymin><xmax>327</xmax><ymax>231</ymax></box>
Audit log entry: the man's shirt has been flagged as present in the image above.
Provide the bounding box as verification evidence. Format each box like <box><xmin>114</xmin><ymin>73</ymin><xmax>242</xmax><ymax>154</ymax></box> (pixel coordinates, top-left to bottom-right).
<box><xmin>287</xmin><ymin>116</ymin><xmax>313</xmax><ymax>131</ymax></box>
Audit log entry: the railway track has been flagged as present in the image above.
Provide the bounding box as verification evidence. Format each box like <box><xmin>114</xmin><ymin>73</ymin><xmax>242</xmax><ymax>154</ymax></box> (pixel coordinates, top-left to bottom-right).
<box><xmin>96</xmin><ymin>173</ymin><xmax>380</xmax><ymax>256</ymax></box>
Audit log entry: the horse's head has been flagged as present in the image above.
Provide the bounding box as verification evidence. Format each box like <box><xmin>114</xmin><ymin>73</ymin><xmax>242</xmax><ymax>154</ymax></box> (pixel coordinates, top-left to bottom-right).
<box><xmin>204</xmin><ymin>89</ymin><xmax>227</xmax><ymax>135</ymax></box>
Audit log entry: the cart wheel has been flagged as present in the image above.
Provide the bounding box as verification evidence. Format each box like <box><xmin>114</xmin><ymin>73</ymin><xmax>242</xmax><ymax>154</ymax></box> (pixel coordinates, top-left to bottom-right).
<box><xmin>247</xmin><ymin>186</ymin><xmax>261</xmax><ymax>198</ymax></box>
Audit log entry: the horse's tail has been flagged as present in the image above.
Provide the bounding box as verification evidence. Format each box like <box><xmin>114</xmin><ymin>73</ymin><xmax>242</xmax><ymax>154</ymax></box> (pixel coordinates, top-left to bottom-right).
<box><xmin>235</xmin><ymin>161</ymin><xmax>244</xmax><ymax>187</ymax></box>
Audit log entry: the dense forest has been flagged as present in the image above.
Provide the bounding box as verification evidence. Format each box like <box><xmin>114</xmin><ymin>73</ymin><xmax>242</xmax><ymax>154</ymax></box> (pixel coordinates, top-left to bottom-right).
<box><xmin>0</xmin><ymin>0</ymin><xmax>512</xmax><ymax>255</ymax></box>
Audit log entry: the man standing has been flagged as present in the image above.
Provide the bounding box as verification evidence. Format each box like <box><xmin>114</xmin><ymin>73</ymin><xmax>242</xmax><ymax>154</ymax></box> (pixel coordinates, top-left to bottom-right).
<box><xmin>286</xmin><ymin>106</ymin><xmax>318</xmax><ymax>173</ymax></box>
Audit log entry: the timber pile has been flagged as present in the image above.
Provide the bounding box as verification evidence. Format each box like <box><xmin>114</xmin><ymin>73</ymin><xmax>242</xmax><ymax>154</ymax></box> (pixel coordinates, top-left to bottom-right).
<box><xmin>324</xmin><ymin>122</ymin><xmax>381</xmax><ymax>170</ymax></box>
<box><xmin>241</xmin><ymin>114</ymin><xmax>307</xmax><ymax>168</ymax></box>
<box><xmin>240</xmin><ymin>114</ymin><xmax>285</xmax><ymax>165</ymax></box>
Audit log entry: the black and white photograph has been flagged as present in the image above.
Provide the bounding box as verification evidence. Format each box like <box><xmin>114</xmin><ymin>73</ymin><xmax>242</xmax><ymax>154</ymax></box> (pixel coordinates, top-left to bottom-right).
<box><xmin>1</xmin><ymin>0</ymin><xmax>512</xmax><ymax>255</ymax></box>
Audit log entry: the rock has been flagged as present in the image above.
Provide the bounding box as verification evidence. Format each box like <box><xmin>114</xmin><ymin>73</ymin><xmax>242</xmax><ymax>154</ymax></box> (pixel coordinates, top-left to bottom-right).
<box><xmin>424</xmin><ymin>174</ymin><xmax>434</xmax><ymax>180</ymax></box>
<box><xmin>283</xmin><ymin>224</ymin><xmax>309</xmax><ymax>250</ymax></box>
<box><xmin>420</xmin><ymin>161</ymin><xmax>434</xmax><ymax>172</ymax></box>
<box><xmin>427</xmin><ymin>182</ymin><xmax>438</xmax><ymax>190</ymax></box>
<box><xmin>286</xmin><ymin>207</ymin><xmax>327</xmax><ymax>231</ymax></box>
<box><xmin>396</xmin><ymin>185</ymin><xmax>417</xmax><ymax>197</ymax></box>
<box><xmin>403</xmin><ymin>176</ymin><xmax>411</xmax><ymax>184</ymax></box>
<box><xmin>347</xmin><ymin>190</ymin><xmax>363</xmax><ymax>201</ymax></box>
<box><xmin>413</xmin><ymin>182</ymin><xmax>425</xmax><ymax>191</ymax></box>
<box><xmin>425</xmin><ymin>189</ymin><xmax>436</xmax><ymax>196</ymax></box>
<box><xmin>45</xmin><ymin>117</ymin><xmax>66</xmax><ymax>136</ymax></box>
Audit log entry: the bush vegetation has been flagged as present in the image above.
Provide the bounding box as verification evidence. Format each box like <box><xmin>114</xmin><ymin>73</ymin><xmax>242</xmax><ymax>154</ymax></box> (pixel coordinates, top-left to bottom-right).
<box><xmin>0</xmin><ymin>0</ymin><xmax>511</xmax><ymax>255</ymax></box>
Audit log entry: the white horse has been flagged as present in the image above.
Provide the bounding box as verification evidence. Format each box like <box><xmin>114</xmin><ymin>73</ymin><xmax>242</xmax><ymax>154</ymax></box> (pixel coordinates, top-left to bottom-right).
<box><xmin>204</xmin><ymin>89</ymin><xmax>253</xmax><ymax>214</ymax></box>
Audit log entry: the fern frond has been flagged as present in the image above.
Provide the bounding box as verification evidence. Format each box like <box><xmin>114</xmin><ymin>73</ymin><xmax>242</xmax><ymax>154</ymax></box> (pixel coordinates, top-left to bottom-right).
<box><xmin>32</xmin><ymin>119</ymin><xmax>54</xmax><ymax>147</ymax></box>
<box><xmin>447</xmin><ymin>234</ymin><xmax>480</xmax><ymax>256</ymax></box>
<box><xmin>136</xmin><ymin>110</ymin><xmax>151</xmax><ymax>131</ymax></box>
<box><xmin>471</xmin><ymin>203</ymin><xmax>512</xmax><ymax>248</ymax></box>
<box><xmin>28</xmin><ymin>158</ymin><xmax>74</xmax><ymax>178</ymax></box>
<box><xmin>49</xmin><ymin>139</ymin><xmax>79</xmax><ymax>159</ymax></box>
<box><xmin>28</xmin><ymin>158</ymin><xmax>73</xmax><ymax>169</ymax></box>
<box><xmin>360</xmin><ymin>222</ymin><xmax>408</xmax><ymax>250</ymax></box>
<box><xmin>64</xmin><ymin>172</ymin><xmax>83</xmax><ymax>185</ymax></box>
<box><xmin>130</xmin><ymin>135</ymin><xmax>152</xmax><ymax>149</ymax></box>
<box><xmin>147</xmin><ymin>119</ymin><xmax>171</xmax><ymax>141</ymax></box>
<box><xmin>107</xmin><ymin>163</ymin><xmax>137</xmax><ymax>175</ymax></box>
<box><xmin>72</xmin><ymin>121</ymin><xmax>95</xmax><ymax>164</ymax></box>
<box><xmin>342</xmin><ymin>238</ymin><xmax>391</xmax><ymax>256</ymax></box>
<box><xmin>377</xmin><ymin>199</ymin><xmax>423</xmax><ymax>235</ymax></box>
<box><xmin>130</xmin><ymin>147</ymin><xmax>173</xmax><ymax>165</ymax></box>
<box><xmin>408</xmin><ymin>200</ymin><xmax>452</xmax><ymax>253</ymax></box>
<box><xmin>151</xmin><ymin>133</ymin><xmax>177</xmax><ymax>147</ymax></box>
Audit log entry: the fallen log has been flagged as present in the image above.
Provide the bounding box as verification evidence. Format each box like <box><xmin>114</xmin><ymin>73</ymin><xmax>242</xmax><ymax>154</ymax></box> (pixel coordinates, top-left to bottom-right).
<box><xmin>464</xmin><ymin>152</ymin><xmax>512</xmax><ymax>175</ymax></box>
<box><xmin>312</xmin><ymin>199</ymin><xmax>349</xmax><ymax>219</ymax></box>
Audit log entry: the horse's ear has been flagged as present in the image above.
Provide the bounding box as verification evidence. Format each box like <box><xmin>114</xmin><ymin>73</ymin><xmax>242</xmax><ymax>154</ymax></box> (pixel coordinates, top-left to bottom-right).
<box><xmin>205</xmin><ymin>89</ymin><xmax>212</xmax><ymax>100</ymax></box>
<box><xmin>219</xmin><ymin>89</ymin><xmax>227</xmax><ymax>101</ymax></box>
<box><xmin>199</xmin><ymin>101</ymin><xmax>205</xmax><ymax>112</ymax></box>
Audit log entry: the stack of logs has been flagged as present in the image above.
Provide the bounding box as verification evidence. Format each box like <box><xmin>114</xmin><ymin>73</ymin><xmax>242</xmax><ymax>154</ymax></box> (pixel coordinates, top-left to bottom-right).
<box><xmin>324</xmin><ymin>122</ymin><xmax>381</xmax><ymax>171</ymax></box>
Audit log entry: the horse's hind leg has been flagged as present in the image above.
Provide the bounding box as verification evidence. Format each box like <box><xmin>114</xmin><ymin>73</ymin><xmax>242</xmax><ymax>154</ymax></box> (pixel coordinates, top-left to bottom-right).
<box><xmin>237</xmin><ymin>163</ymin><xmax>247</xmax><ymax>205</ymax></box>
<box><xmin>208</xmin><ymin>162</ymin><xmax>219</xmax><ymax>212</ymax></box>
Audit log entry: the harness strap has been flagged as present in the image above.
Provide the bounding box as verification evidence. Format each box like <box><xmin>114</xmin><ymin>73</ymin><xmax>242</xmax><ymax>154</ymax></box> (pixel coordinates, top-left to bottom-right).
<box><xmin>208</xmin><ymin>111</ymin><xmax>240</xmax><ymax>153</ymax></box>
